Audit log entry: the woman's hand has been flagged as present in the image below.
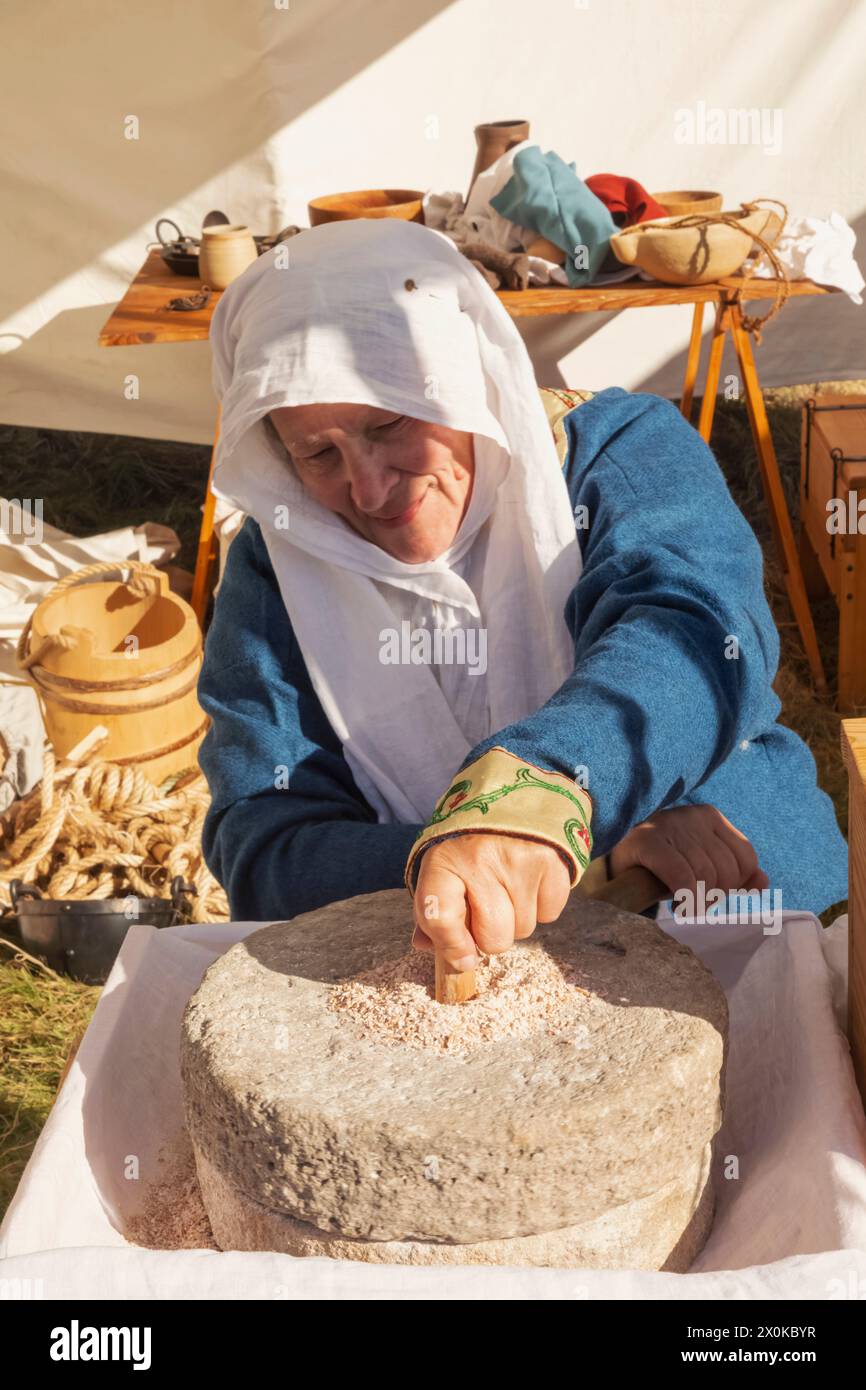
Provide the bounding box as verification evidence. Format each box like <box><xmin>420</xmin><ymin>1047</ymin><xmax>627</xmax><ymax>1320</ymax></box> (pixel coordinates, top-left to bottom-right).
<box><xmin>412</xmin><ymin>833</ymin><xmax>572</xmax><ymax>970</ymax></box>
<box><xmin>609</xmin><ymin>804</ymin><xmax>769</xmax><ymax>898</ymax></box>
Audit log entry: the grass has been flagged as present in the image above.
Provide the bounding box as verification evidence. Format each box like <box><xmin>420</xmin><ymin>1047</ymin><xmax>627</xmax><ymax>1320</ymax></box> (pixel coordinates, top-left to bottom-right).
<box><xmin>0</xmin><ymin>422</ymin><xmax>211</xmax><ymax>1220</ymax></box>
<box><xmin>0</xmin><ymin>941</ymin><xmax>99</xmax><ymax>1216</ymax></box>
<box><xmin>0</xmin><ymin>424</ymin><xmax>211</xmax><ymax>573</ymax></box>
<box><xmin>0</xmin><ymin>382</ymin><xmax>859</xmax><ymax>1219</ymax></box>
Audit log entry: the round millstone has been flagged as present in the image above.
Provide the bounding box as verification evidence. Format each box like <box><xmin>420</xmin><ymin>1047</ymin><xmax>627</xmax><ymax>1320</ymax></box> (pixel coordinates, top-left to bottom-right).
<box><xmin>193</xmin><ymin>1141</ymin><xmax>716</xmax><ymax>1270</ymax></box>
<box><xmin>181</xmin><ymin>888</ymin><xmax>728</xmax><ymax>1250</ymax></box>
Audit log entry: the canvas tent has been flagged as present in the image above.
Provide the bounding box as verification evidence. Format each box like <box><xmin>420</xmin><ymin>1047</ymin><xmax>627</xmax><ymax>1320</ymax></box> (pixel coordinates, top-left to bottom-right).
<box><xmin>1</xmin><ymin>0</ymin><xmax>864</xmax><ymax>450</ymax></box>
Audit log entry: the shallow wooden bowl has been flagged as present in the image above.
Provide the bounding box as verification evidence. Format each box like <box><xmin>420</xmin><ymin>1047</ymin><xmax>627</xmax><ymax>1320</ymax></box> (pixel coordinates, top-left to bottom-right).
<box><xmin>652</xmin><ymin>190</ymin><xmax>723</xmax><ymax>217</ymax></box>
<box><xmin>308</xmin><ymin>188</ymin><xmax>425</xmax><ymax>226</ymax></box>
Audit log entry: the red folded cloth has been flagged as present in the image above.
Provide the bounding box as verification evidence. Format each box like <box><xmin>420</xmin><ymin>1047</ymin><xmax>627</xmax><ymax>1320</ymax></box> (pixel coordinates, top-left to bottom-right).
<box><xmin>586</xmin><ymin>174</ymin><xmax>668</xmax><ymax>227</ymax></box>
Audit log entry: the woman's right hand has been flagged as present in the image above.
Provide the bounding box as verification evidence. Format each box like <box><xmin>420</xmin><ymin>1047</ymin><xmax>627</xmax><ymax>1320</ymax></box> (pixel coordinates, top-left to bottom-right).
<box><xmin>411</xmin><ymin>831</ymin><xmax>572</xmax><ymax>970</ymax></box>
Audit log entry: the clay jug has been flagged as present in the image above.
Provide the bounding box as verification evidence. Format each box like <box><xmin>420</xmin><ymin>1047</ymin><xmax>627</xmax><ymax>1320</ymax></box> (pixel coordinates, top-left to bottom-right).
<box><xmin>467</xmin><ymin>120</ymin><xmax>530</xmax><ymax>200</ymax></box>
<box><xmin>198</xmin><ymin>225</ymin><xmax>258</xmax><ymax>289</ymax></box>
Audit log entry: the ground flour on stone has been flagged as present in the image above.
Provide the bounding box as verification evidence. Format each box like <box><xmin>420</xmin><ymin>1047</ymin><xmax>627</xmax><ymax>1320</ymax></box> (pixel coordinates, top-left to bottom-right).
<box><xmin>328</xmin><ymin>943</ymin><xmax>597</xmax><ymax>1055</ymax></box>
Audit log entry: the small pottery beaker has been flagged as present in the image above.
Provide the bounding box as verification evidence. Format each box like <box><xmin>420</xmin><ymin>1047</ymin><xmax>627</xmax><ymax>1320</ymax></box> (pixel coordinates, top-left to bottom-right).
<box><xmin>467</xmin><ymin>119</ymin><xmax>530</xmax><ymax>200</ymax></box>
<box><xmin>197</xmin><ymin>225</ymin><xmax>258</xmax><ymax>289</ymax></box>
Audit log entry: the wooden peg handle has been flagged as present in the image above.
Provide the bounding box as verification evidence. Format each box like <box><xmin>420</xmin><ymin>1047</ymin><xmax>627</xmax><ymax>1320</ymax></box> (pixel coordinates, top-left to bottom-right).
<box><xmin>433</xmin><ymin>899</ymin><xmax>478</xmax><ymax>1004</ymax></box>
<box><xmin>435</xmin><ymin>953</ymin><xmax>477</xmax><ymax>1004</ymax></box>
<box><xmin>586</xmin><ymin>864</ymin><xmax>667</xmax><ymax>915</ymax></box>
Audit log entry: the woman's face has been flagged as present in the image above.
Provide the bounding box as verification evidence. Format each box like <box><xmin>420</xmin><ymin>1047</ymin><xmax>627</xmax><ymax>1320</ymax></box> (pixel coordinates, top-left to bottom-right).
<box><xmin>268</xmin><ymin>403</ymin><xmax>475</xmax><ymax>563</ymax></box>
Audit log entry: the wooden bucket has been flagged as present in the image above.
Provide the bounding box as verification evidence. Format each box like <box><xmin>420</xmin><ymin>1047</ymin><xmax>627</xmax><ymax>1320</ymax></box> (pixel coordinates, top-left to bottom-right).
<box><xmin>17</xmin><ymin>560</ymin><xmax>208</xmax><ymax>787</ymax></box>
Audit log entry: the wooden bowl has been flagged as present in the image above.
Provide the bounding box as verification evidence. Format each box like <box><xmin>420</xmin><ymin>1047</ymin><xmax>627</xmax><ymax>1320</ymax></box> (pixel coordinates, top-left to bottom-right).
<box><xmin>308</xmin><ymin>188</ymin><xmax>425</xmax><ymax>226</ymax></box>
<box><xmin>651</xmin><ymin>190</ymin><xmax>723</xmax><ymax>217</ymax></box>
<box><xmin>609</xmin><ymin>204</ymin><xmax>783</xmax><ymax>286</ymax></box>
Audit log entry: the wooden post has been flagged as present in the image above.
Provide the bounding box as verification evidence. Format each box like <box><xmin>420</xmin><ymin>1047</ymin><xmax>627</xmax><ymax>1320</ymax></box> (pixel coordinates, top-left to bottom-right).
<box><xmin>842</xmin><ymin>720</ymin><xmax>866</xmax><ymax>1111</ymax></box>
<box><xmin>680</xmin><ymin>303</ymin><xmax>705</xmax><ymax>423</ymax></box>
<box><xmin>730</xmin><ymin>308</ymin><xmax>827</xmax><ymax>694</ymax></box>
<box><xmin>696</xmin><ymin>302</ymin><xmax>729</xmax><ymax>442</ymax></box>
<box><xmin>190</xmin><ymin>405</ymin><xmax>222</xmax><ymax>626</ymax></box>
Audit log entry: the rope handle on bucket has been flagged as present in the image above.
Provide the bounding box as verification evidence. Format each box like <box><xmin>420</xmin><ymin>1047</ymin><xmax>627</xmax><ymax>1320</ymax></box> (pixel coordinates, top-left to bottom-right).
<box><xmin>16</xmin><ymin>561</ymin><xmax>166</xmax><ymax>673</ymax></box>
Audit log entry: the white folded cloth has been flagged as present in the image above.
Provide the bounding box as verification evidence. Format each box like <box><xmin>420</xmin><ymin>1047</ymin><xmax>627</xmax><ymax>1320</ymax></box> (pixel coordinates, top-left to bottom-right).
<box><xmin>751</xmin><ymin>210</ymin><xmax>864</xmax><ymax>304</ymax></box>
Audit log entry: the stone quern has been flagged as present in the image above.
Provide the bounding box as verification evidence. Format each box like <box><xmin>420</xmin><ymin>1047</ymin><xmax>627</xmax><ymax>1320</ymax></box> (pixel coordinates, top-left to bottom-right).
<box><xmin>181</xmin><ymin>888</ymin><xmax>728</xmax><ymax>1267</ymax></box>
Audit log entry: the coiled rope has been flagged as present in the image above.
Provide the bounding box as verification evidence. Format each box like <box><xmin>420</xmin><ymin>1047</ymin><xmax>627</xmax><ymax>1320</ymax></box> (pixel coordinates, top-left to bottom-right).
<box><xmin>0</xmin><ymin>733</ymin><xmax>228</xmax><ymax>922</ymax></box>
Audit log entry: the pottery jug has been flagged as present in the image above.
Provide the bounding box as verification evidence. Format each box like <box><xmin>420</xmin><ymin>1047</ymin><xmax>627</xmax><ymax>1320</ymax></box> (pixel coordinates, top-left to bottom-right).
<box><xmin>467</xmin><ymin>120</ymin><xmax>530</xmax><ymax>200</ymax></box>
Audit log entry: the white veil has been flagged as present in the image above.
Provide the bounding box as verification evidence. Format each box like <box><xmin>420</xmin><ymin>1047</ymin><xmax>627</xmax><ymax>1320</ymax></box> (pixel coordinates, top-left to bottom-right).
<box><xmin>209</xmin><ymin>219</ymin><xmax>581</xmax><ymax>823</ymax></box>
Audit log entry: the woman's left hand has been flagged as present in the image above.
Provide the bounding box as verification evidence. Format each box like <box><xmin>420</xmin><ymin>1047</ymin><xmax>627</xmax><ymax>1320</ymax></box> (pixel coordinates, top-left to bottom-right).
<box><xmin>608</xmin><ymin>803</ymin><xmax>769</xmax><ymax>897</ymax></box>
<box><xmin>411</xmin><ymin>832</ymin><xmax>572</xmax><ymax>970</ymax></box>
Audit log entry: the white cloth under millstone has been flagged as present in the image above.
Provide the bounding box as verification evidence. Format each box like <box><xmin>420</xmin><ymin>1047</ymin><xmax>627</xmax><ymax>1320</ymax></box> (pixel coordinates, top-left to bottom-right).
<box><xmin>2</xmin><ymin>909</ymin><xmax>865</xmax><ymax>1298</ymax></box>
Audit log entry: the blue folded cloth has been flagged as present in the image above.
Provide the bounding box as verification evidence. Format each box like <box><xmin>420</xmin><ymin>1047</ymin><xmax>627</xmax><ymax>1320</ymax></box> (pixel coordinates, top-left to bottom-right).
<box><xmin>490</xmin><ymin>146</ymin><xmax>617</xmax><ymax>286</ymax></box>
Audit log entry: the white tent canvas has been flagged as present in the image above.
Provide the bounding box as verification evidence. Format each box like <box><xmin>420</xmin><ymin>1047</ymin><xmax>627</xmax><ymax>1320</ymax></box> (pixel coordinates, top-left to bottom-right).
<box><xmin>1</xmin><ymin>0</ymin><xmax>864</xmax><ymax>448</ymax></box>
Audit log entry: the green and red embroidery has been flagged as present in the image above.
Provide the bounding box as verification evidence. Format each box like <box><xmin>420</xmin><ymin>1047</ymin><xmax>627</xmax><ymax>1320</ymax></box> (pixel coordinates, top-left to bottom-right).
<box><xmin>416</xmin><ymin>764</ymin><xmax>593</xmax><ymax>870</ymax></box>
<box><xmin>543</xmin><ymin>387</ymin><xmax>595</xmax><ymax>411</ymax></box>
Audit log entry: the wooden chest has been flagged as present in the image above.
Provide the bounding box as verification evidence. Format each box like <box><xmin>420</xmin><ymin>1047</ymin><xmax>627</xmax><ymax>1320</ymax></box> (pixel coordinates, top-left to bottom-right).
<box><xmin>800</xmin><ymin>395</ymin><xmax>866</xmax><ymax>710</ymax></box>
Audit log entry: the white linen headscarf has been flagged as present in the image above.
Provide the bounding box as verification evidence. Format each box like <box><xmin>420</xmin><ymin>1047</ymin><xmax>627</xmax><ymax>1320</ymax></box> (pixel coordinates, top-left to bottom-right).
<box><xmin>209</xmin><ymin>219</ymin><xmax>581</xmax><ymax>824</ymax></box>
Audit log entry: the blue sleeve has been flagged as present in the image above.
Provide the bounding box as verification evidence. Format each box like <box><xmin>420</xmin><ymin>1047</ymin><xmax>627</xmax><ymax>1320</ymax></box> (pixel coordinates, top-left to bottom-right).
<box><xmin>197</xmin><ymin>517</ymin><xmax>420</xmax><ymax>921</ymax></box>
<box><xmin>466</xmin><ymin>390</ymin><xmax>783</xmax><ymax>854</ymax></box>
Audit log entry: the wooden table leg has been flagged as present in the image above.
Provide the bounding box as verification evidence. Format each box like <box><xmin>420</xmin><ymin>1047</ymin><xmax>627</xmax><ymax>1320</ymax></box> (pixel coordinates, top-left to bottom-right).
<box><xmin>697</xmin><ymin>303</ymin><xmax>728</xmax><ymax>441</ymax></box>
<box><xmin>680</xmin><ymin>303</ymin><xmax>705</xmax><ymax>423</ymax></box>
<box><xmin>190</xmin><ymin>406</ymin><xmax>221</xmax><ymax>627</ymax></box>
<box><xmin>730</xmin><ymin>310</ymin><xmax>828</xmax><ymax>693</ymax></box>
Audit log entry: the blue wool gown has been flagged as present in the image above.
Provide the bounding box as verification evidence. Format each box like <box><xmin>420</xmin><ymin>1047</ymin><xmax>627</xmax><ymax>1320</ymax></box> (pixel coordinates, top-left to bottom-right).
<box><xmin>196</xmin><ymin>388</ymin><xmax>848</xmax><ymax>921</ymax></box>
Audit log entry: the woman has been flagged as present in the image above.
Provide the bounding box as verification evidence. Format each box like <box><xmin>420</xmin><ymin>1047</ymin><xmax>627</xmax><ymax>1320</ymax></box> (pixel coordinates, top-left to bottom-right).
<box><xmin>198</xmin><ymin>218</ymin><xmax>847</xmax><ymax>967</ymax></box>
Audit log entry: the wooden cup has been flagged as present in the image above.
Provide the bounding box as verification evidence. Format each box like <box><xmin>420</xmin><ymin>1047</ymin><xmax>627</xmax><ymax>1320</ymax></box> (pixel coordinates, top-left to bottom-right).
<box><xmin>197</xmin><ymin>225</ymin><xmax>259</xmax><ymax>289</ymax></box>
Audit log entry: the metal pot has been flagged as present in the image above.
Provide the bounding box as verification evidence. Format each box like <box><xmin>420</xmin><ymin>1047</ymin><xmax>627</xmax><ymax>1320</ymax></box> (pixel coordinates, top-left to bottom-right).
<box><xmin>6</xmin><ymin>876</ymin><xmax>194</xmax><ymax>984</ymax></box>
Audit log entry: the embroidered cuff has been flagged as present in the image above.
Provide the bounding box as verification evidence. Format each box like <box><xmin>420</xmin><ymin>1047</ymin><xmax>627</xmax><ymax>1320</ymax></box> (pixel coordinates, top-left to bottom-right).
<box><xmin>404</xmin><ymin>747</ymin><xmax>593</xmax><ymax>894</ymax></box>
